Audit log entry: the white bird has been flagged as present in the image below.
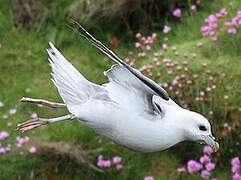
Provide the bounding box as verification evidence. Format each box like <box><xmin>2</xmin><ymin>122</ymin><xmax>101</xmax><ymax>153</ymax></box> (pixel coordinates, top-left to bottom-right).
<box><xmin>17</xmin><ymin>22</ymin><xmax>219</xmax><ymax>153</ymax></box>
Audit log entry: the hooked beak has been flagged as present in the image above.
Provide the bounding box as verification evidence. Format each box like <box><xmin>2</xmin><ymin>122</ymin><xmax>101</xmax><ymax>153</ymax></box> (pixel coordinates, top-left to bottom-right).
<box><xmin>202</xmin><ymin>135</ymin><xmax>219</xmax><ymax>152</ymax></box>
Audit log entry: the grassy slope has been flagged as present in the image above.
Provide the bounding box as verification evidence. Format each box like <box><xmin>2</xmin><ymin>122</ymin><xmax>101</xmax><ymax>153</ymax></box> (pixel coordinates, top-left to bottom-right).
<box><xmin>0</xmin><ymin>0</ymin><xmax>240</xmax><ymax>179</ymax></box>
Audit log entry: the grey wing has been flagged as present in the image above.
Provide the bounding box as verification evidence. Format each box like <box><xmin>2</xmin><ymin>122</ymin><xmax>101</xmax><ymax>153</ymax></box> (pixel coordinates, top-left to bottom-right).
<box><xmin>103</xmin><ymin>64</ymin><xmax>162</xmax><ymax>114</ymax></box>
<box><xmin>68</xmin><ymin>21</ymin><xmax>178</xmax><ymax>115</ymax></box>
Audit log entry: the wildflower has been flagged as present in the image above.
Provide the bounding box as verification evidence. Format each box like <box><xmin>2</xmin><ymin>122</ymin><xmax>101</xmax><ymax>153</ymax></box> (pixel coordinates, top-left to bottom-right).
<box><xmin>203</xmin><ymin>145</ymin><xmax>213</xmax><ymax>156</ymax></box>
<box><xmin>197</xmin><ymin>42</ymin><xmax>203</xmax><ymax>48</ymax></box>
<box><xmin>211</xmin><ymin>36</ymin><xmax>218</xmax><ymax>43</ymax></box>
<box><xmin>205</xmin><ymin>162</ymin><xmax>216</xmax><ymax>171</ymax></box>
<box><xmin>231</xmin><ymin>157</ymin><xmax>241</xmax><ymax>166</ymax></box>
<box><xmin>31</xmin><ymin>112</ymin><xmax>38</xmax><ymax>119</ymax></box>
<box><xmin>228</xmin><ymin>28</ymin><xmax>237</xmax><ymax>34</ymax></box>
<box><xmin>9</xmin><ymin>108</ymin><xmax>17</xmax><ymax>115</ymax></box>
<box><xmin>136</xmin><ymin>33</ymin><xmax>142</xmax><ymax>39</ymax></box>
<box><xmin>187</xmin><ymin>160</ymin><xmax>203</xmax><ymax>173</ymax></box>
<box><xmin>224</xmin><ymin>95</ymin><xmax>229</xmax><ymax>100</ymax></box>
<box><xmin>216</xmin><ymin>8</ymin><xmax>228</xmax><ymax>18</ymax></box>
<box><xmin>0</xmin><ymin>147</ymin><xmax>6</xmax><ymax>154</ymax></box>
<box><xmin>29</xmin><ymin>146</ymin><xmax>37</xmax><ymax>154</ymax></box>
<box><xmin>0</xmin><ymin>131</ymin><xmax>10</xmax><ymax>140</ymax></box>
<box><xmin>173</xmin><ymin>8</ymin><xmax>182</xmax><ymax>18</ymax></box>
<box><xmin>177</xmin><ymin>166</ymin><xmax>186</xmax><ymax>173</ymax></box>
<box><xmin>232</xmin><ymin>164</ymin><xmax>241</xmax><ymax>174</ymax></box>
<box><xmin>190</xmin><ymin>5</ymin><xmax>197</xmax><ymax>12</ymax></box>
<box><xmin>116</xmin><ymin>164</ymin><xmax>124</xmax><ymax>171</ymax></box>
<box><xmin>135</xmin><ymin>42</ymin><xmax>141</xmax><ymax>48</ymax></box>
<box><xmin>201</xmin><ymin>170</ymin><xmax>210</xmax><ymax>179</ymax></box>
<box><xmin>163</xmin><ymin>25</ymin><xmax>171</xmax><ymax>34</ymax></box>
<box><xmin>200</xmin><ymin>155</ymin><xmax>211</xmax><ymax>164</ymax></box>
<box><xmin>144</xmin><ymin>176</ymin><xmax>154</xmax><ymax>180</ymax></box>
<box><xmin>162</xmin><ymin>43</ymin><xmax>168</xmax><ymax>50</ymax></box>
<box><xmin>207</xmin><ymin>15</ymin><xmax>217</xmax><ymax>25</ymax></box>
<box><xmin>232</xmin><ymin>173</ymin><xmax>241</xmax><ymax>180</ymax></box>
<box><xmin>112</xmin><ymin>156</ymin><xmax>122</xmax><ymax>165</ymax></box>
<box><xmin>16</xmin><ymin>136</ymin><xmax>30</xmax><ymax>148</ymax></box>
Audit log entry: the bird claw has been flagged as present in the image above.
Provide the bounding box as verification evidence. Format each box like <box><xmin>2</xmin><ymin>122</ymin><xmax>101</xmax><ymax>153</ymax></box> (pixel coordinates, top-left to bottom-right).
<box><xmin>17</xmin><ymin>118</ymin><xmax>48</xmax><ymax>132</ymax></box>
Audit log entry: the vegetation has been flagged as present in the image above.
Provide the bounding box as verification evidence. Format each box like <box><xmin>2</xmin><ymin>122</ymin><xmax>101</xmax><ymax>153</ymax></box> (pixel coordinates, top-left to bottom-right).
<box><xmin>0</xmin><ymin>0</ymin><xmax>240</xmax><ymax>179</ymax></box>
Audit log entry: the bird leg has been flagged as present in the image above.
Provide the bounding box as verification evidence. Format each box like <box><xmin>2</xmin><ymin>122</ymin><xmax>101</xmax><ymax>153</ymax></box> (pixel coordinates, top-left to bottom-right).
<box><xmin>20</xmin><ymin>97</ymin><xmax>66</xmax><ymax>108</ymax></box>
<box><xmin>17</xmin><ymin>114</ymin><xmax>76</xmax><ymax>132</ymax></box>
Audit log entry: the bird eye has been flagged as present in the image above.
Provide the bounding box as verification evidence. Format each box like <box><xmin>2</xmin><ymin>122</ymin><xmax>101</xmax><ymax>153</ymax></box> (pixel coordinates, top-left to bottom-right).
<box><xmin>199</xmin><ymin>125</ymin><xmax>207</xmax><ymax>131</ymax></box>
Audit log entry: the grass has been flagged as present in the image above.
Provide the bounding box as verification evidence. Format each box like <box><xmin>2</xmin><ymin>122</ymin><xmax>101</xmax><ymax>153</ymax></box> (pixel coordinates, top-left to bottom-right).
<box><xmin>0</xmin><ymin>0</ymin><xmax>240</xmax><ymax>179</ymax></box>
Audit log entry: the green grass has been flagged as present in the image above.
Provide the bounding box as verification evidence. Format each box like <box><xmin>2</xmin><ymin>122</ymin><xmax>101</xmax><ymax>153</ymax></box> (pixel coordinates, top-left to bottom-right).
<box><xmin>0</xmin><ymin>0</ymin><xmax>240</xmax><ymax>179</ymax></box>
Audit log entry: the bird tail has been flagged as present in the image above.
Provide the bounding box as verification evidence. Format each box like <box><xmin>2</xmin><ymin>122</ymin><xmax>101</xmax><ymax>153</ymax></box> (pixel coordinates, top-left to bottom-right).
<box><xmin>47</xmin><ymin>42</ymin><xmax>109</xmax><ymax>116</ymax></box>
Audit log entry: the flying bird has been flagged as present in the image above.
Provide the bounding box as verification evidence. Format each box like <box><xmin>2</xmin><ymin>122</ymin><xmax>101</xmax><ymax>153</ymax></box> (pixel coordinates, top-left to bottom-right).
<box><xmin>17</xmin><ymin>22</ymin><xmax>219</xmax><ymax>153</ymax></box>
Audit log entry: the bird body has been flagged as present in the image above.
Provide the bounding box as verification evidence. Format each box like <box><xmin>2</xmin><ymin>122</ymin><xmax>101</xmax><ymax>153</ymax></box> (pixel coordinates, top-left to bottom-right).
<box><xmin>18</xmin><ymin>23</ymin><xmax>219</xmax><ymax>153</ymax></box>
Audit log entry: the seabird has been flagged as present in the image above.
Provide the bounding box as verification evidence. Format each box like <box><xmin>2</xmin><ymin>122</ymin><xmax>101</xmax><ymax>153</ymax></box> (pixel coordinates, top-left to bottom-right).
<box><xmin>17</xmin><ymin>22</ymin><xmax>219</xmax><ymax>153</ymax></box>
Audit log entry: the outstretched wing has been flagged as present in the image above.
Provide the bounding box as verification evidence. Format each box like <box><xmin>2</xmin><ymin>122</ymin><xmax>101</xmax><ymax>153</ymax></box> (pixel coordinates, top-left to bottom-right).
<box><xmin>68</xmin><ymin>21</ymin><xmax>169</xmax><ymax>101</ymax></box>
<box><xmin>47</xmin><ymin>42</ymin><xmax>111</xmax><ymax>116</ymax></box>
<box><xmin>68</xmin><ymin>21</ymin><xmax>174</xmax><ymax>114</ymax></box>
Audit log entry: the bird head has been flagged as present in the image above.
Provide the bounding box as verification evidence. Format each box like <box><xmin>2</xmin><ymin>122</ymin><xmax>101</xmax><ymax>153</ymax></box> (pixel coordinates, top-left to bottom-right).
<box><xmin>183</xmin><ymin>111</ymin><xmax>219</xmax><ymax>152</ymax></box>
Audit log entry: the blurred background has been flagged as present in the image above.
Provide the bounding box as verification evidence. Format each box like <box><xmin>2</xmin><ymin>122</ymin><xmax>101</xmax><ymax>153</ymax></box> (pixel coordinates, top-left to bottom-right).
<box><xmin>0</xmin><ymin>0</ymin><xmax>240</xmax><ymax>179</ymax></box>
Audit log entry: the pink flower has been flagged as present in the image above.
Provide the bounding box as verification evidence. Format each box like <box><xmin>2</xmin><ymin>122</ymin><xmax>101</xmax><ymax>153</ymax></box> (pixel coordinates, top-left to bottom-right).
<box><xmin>232</xmin><ymin>164</ymin><xmax>241</xmax><ymax>174</ymax></box>
<box><xmin>97</xmin><ymin>155</ymin><xmax>112</xmax><ymax>169</ymax></box>
<box><xmin>172</xmin><ymin>79</ymin><xmax>179</xmax><ymax>86</ymax></box>
<box><xmin>216</xmin><ymin>8</ymin><xmax>228</xmax><ymax>18</ymax></box>
<box><xmin>16</xmin><ymin>136</ymin><xmax>29</xmax><ymax>148</ymax></box>
<box><xmin>232</xmin><ymin>157</ymin><xmax>241</xmax><ymax>166</ymax></box>
<box><xmin>190</xmin><ymin>5</ymin><xmax>197</xmax><ymax>12</ymax></box>
<box><xmin>144</xmin><ymin>176</ymin><xmax>154</xmax><ymax>180</ymax></box>
<box><xmin>228</xmin><ymin>28</ymin><xmax>237</xmax><ymax>34</ymax></box>
<box><xmin>173</xmin><ymin>8</ymin><xmax>182</xmax><ymax>18</ymax></box>
<box><xmin>232</xmin><ymin>173</ymin><xmax>241</xmax><ymax>180</ymax></box>
<box><xmin>187</xmin><ymin>160</ymin><xmax>203</xmax><ymax>173</ymax></box>
<box><xmin>205</xmin><ymin>162</ymin><xmax>216</xmax><ymax>171</ymax></box>
<box><xmin>207</xmin><ymin>15</ymin><xmax>217</xmax><ymax>25</ymax></box>
<box><xmin>211</xmin><ymin>36</ymin><xmax>218</xmax><ymax>43</ymax></box>
<box><xmin>200</xmin><ymin>155</ymin><xmax>211</xmax><ymax>164</ymax></box>
<box><xmin>29</xmin><ymin>146</ymin><xmax>37</xmax><ymax>154</ymax></box>
<box><xmin>203</xmin><ymin>145</ymin><xmax>213</xmax><ymax>155</ymax></box>
<box><xmin>0</xmin><ymin>147</ymin><xmax>6</xmax><ymax>154</ymax></box>
<box><xmin>116</xmin><ymin>164</ymin><xmax>124</xmax><ymax>171</ymax></box>
<box><xmin>201</xmin><ymin>170</ymin><xmax>210</xmax><ymax>179</ymax></box>
<box><xmin>0</xmin><ymin>131</ymin><xmax>10</xmax><ymax>140</ymax></box>
<box><xmin>112</xmin><ymin>156</ymin><xmax>122</xmax><ymax>165</ymax></box>
<box><xmin>163</xmin><ymin>25</ymin><xmax>171</xmax><ymax>34</ymax></box>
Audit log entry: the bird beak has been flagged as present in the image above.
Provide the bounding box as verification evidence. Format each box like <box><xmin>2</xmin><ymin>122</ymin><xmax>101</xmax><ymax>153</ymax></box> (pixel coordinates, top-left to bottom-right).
<box><xmin>203</xmin><ymin>135</ymin><xmax>219</xmax><ymax>152</ymax></box>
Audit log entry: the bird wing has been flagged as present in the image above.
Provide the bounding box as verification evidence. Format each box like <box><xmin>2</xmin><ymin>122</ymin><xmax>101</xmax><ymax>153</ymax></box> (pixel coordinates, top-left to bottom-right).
<box><xmin>68</xmin><ymin>21</ymin><xmax>179</xmax><ymax>114</ymax></box>
<box><xmin>47</xmin><ymin>42</ymin><xmax>111</xmax><ymax>115</ymax></box>
<box><xmin>103</xmin><ymin>64</ymin><xmax>161</xmax><ymax>114</ymax></box>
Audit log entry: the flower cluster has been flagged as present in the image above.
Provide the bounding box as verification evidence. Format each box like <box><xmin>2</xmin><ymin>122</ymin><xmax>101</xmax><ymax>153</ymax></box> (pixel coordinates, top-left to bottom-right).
<box><xmin>225</xmin><ymin>11</ymin><xmax>241</xmax><ymax>35</ymax></box>
<box><xmin>201</xmin><ymin>8</ymin><xmax>241</xmax><ymax>42</ymax></box>
<box><xmin>0</xmin><ymin>102</ymin><xmax>37</xmax><ymax>156</ymax></box>
<box><xmin>231</xmin><ymin>157</ymin><xmax>241</xmax><ymax>180</ymax></box>
<box><xmin>134</xmin><ymin>33</ymin><xmax>157</xmax><ymax>53</ymax></box>
<box><xmin>177</xmin><ymin>147</ymin><xmax>214</xmax><ymax>178</ymax></box>
<box><xmin>97</xmin><ymin>155</ymin><xmax>124</xmax><ymax>171</ymax></box>
<box><xmin>185</xmin><ymin>145</ymin><xmax>216</xmax><ymax>179</ymax></box>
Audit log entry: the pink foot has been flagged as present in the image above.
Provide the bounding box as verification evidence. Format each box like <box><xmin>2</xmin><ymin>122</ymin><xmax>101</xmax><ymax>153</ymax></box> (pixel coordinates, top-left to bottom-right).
<box><xmin>17</xmin><ymin>118</ymin><xmax>48</xmax><ymax>132</ymax></box>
